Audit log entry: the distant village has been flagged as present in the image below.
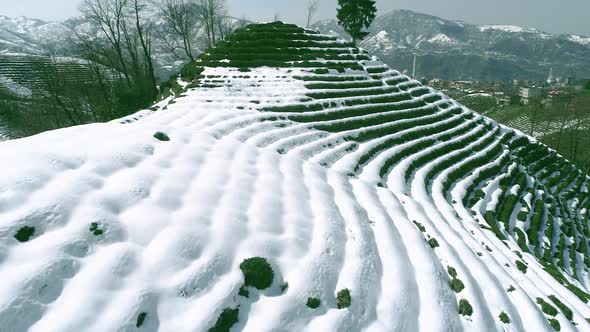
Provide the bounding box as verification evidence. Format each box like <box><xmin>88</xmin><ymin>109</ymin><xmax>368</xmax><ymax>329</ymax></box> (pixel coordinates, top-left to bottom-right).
<box><xmin>415</xmin><ymin>70</ymin><xmax>589</xmax><ymax>109</ymax></box>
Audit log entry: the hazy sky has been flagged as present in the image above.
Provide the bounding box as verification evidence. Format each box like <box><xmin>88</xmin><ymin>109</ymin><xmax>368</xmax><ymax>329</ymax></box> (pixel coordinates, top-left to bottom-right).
<box><xmin>1</xmin><ymin>0</ymin><xmax>589</xmax><ymax>36</ymax></box>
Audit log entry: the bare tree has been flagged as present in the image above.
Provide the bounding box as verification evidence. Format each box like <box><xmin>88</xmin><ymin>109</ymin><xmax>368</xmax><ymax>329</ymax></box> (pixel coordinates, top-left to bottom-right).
<box><xmin>160</xmin><ymin>0</ymin><xmax>199</xmax><ymax>61</ymax></box>
<box><xmin>195</xmin><ymin>0</ymin><xmax>226</xmax><ymax>48</ymax></box>
<box><xmin>80</xmin><ymin>0</ymin><xmax>132</xmax><ymax>86</ymax></box>
<box><xmin>273</xmin><ymin>11</ymin><xmax>281</xmax><ymax>22</ymax></box>
<box><xmin>306</xmin><ymin>0</ymin><xmax>321</xmax><ymax>28</ymax></box>
<box><xmin>79</xmin><ymin>0</ymin><xmax>157</xmax><ymax>105</ymax></box>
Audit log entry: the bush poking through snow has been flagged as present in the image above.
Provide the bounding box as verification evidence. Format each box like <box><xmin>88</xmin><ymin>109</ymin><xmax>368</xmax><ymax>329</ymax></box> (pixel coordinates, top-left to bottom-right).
<box><xmin>336</xmin><ymin>289</ymin><xmax>351</xmax><ymax>309</ymax></box>
<box><xmin>209</xmin><ymin>308</ymin><xmax>239</xmax><ymax>332</ymax></box>
<box><xmin>450</xmin><ymin>278</ymin><xmax>465</xmax><ymax>293</ymax></box>
<box><xmin>136</xmin><ymin>312</ymin><xmax>147</xmax><ymax>328</ymax></box>
<box><xmin>447</xmin><ymin>266</ymin><xmax>457</xmax><ymax>278</ymax></box>
<box><xmin>89</xmin><ymin>223</ymin><xmax>103</xmax><ymax>236</ymax></box>
<box><xmin>548</xmin><ymin>295</ymin><xmax>573</xmax><ymax>321</ymax></box>
<box><xmin>412</xmin><ymin>221</ymin><xmax>426</xmax><ymax>232</ymax></box>
<box><xmin>306</xmin><ymin>297</ymin><xmax>321</xmax><ymax>309</ymax></box>
<box><xmin>536</xmin><ymin>297</ymin><xmax>558</xmax><ymax>316</ymax></box>
<box><xmin>499</xmin><ymin>311</ymin><xmax>510</xmax><ymax>324</ymax></box>
<box><xmin>549</xmin><ymin>318</ymin><xmax>561</xmax><ymax>331</ymax></box>
<box><xmin>428</xmin><ymin>238</ymin><xmax>439</xmax><ymax>248</ymax></box>
<box><xmin>14</xmin><ymin>226</ymin><xmax>35</xmax><ymax>242</ymax></box>
<box><xmin>458</xmin><ymin>299</ymin><xmax>473</xmax><ymax>316</ymax></box>
<box><xmin>507</xmin><ymin>285</ymin><xmax>516</xmax><ymax>292</ymax></box>
<box><xmin>280</xmin><ymin>282</ymin><xmax>289</xmax><ymax>293</ymax></box>
<box><xmin>153</xmin><ymin>132</ymin><xmax>170</xmax><ymax>141</ymax></box>
<box><xmin>516</xmin><ymin>260</ymin><xmax>527</xmax><ymax>273</ymax></box>
<box><xmin>240</xmin><ymin>257</ymin><xmax>274</xmax><ymax>290</ymax></box>
<box><xmin>238</xmin><ymin>286</ymin><xmax>249</xmax><ymax>298</ymax></box>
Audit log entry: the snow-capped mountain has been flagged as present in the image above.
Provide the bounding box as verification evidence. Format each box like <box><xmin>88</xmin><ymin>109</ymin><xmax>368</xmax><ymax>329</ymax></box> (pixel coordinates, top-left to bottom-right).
<box><xmin>314</xmin><ymin>10</ymin><xmax>590</xmax><ymax>81</ymax></box>
<box><xmin>0</xmin><ymin>15</ymin><xmax>91</xmax><ymax>56</ymax></box>
<box><xmin>1</xmin><ymin>22</ymin><xmax>589</xmax><ymax>332</ymax></box>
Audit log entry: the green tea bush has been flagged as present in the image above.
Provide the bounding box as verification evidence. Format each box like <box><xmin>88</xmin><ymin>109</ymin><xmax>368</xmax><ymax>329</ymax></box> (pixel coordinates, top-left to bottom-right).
<box><xmin>458</xmin><ymin>299</ymin><xmax>473</xmax><ymax>316</ymax></box>
<box><xmin>136</xmin><ymin>312</ymin><xmax>147</xmax><ymax>328</ymax></box>
<box><xmin>306</xmin><ymin>297</ymin><xmax>321</xmax><ymax>309</ymax></box>
<box><xmin>209</xmin><ymin>308</ymin><xmax>239</xmax><ymax>332</ymax></box>
<box><xmin>14</xmin><ymin>226</ymin><xmax>35</xmax><ymax>242</ymax></box>
<box><xmin>428</xmin><ymin>238</ymin><xmax>439</xmax><ymax>248</ymax></box>
<box><xmin>536</xmin><ymin>297</ymin><xmax>558</xmax><ymax>316</ymax></box>
<box><xmin>549</xmin><ymin>318</ymin><xmax>560</xmax><ymax>331</ymax></box>
<box><xmin>154</xmin><ymin>132</ymin><xmax>170</xmax><ymax>141</ymax></box>
<box><xmin>450</xmin><ymin>278</ymin><xmax>465</xmax><ymax>293</ymax></box>
<box><xmin>240</xmin><ymin>257</ymin><xmax>274</xmax><ymax>290</ymax></box>
<box><xmin>89</xmin><ymin>222</ymin><xmax>103</xmax><ymax>236</ymax></box>
<box><xmin>336</xmin><ymin>289</ymin><xmax>351</xmax><ymax>309</ymax></box>
<box><xmin>499</xmin><ymin>311</ymin><xmax>510</xmax><ymax>324</ymax></box>
<box><xmin>516</xmin><ymin>260</ymin><xmax>528</xmax><ymax>273</ymax></box>
<box><xmin>548</xmin><ymin>295</ymin><xmax>573</xmax><ymax>321</ymax></box>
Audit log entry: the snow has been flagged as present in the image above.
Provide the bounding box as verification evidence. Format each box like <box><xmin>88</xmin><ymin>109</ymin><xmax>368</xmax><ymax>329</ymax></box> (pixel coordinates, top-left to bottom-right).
<box><xmin>479</xmin><ymin>25</ymin><xmax>532</xmax><ymax>33</ymax></box>
<box><xmin>0</xmin><ymin>75</ymin><xmax>32</xmax><ymax>97</ymax></box>
<box><xmin>428</xmin><ymin>33</ymin><xmax>457</xmax><ymax>45</ymax></box>
<box><xmin>569</xmin><ymin>35</ymin><xmax>590</xmax><ymax>46</ymax></box>
<box><xmin>0</xmin><ymin>28</ymin><xmax>589</xmax><ymax>331</ymax></box>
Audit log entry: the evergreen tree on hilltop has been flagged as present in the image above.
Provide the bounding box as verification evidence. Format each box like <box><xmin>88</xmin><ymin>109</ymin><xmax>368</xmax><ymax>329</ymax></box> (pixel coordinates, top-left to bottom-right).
<box><xmin>336</xmin><ymin>0</ymin><xmax>377</xmax><ymax>45</ymax></box>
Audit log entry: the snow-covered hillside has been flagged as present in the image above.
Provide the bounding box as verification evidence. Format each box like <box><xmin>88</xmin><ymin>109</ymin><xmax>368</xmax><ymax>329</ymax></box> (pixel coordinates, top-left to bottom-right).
<box><xmin>1</xmin><ymin>22</ymin><xmax>589</xmax><ymax>332</ymax></box>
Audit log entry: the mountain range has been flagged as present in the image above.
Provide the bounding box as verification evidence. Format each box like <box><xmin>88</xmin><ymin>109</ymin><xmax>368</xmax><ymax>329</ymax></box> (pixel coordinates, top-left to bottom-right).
<box><xmin>313</xmin><ymin>10</ymin><xmax>590</xmax><ymax>81</ymax></box>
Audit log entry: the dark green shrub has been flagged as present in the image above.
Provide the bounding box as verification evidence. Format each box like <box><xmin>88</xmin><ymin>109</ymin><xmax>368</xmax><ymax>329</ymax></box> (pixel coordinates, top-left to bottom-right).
<box><xmin>499</xmin><ymin>311</ymin><xmax>510</xmax><ymax>324</ymax></box>
<box><xmin>450</xmin><ymin>278</ymin><xmax>465</xmax><ymax>293</ymax></box>
<box><xmin>154</xmin><ymin>132</ymin><xmax>170</xmax><ymax>141</ymax></box>
<box><xmin>209</xmin><ymin>308</ymin><xmax>239</xmax><ymax>332</ymax></box>
<box><xmin>280</xmin><ymin>282</ymin><xmax>289</xmax><ymax>293</ymax></box>
<box><xmin>458</xmin><ymin>299</ymin><xmax>473</xmax><ymax>316</ymax></box>
<box><xmin>548</xmin><ymin>295</ymin><xmax>573</xmax><ymax>321</ymax></box>
<box><xmin>14</xmin><ymin>226</ymin><xmax>35</xmax><ymax>242</ymax></box>
<box><xmin>507</xmin><ymin>285</ymin><xmax>516</xmax><ymax>292</ymax></box>
<box><xmin>336</xmin><ymin>289</ymin><xmax>351</xmax><ymax>309</ymax></box>
<box><xmin>516</xmin><ymin>260</ymin><xmax>528</xmax><ymax>273</ymax></box>
<box><xmin>306</xmin><ymin>297</ymin><xmax>321</xmax><ymax>309</ymax></box>
<box><xmin>428</xmin><ymin>238</ymin><xmax>439</xmax><ymax>248</ymax></box>
<box><xmin>238</xmin><ymin>286</ymin><xmax>249</xmax><ymax>298</ymax></box>
<box><xmin>136</xmin><ymin>312</ymin><xmax>147</xmax><ymax>328</ymax></box>
<box><xmin>536</xmin><ymin>297</ymin><xmax>558</xmax><ymax>316</ymax></box>
<box><xmin>549</xmin><ymin>318</ymin><xmax>560</xmax><ymax>331</ymax></box>
<box><xmin>447</xmin><ymin>266</ymin><xmax>457</xmax><ymax>278</ymax></box>
<box><xmin>89</xmin><ymin>223</ymin><xmax>103</xmax><ymax>236</ymax></box>
<box><xmin>413</xmin><ymin>221</ymin><xmax>426</xmax><ymax>232</ymax></box>
<box><xmin>240</xmin><ymin>257</ymin><xmax>274</xmax><ymax>290</ymax></box>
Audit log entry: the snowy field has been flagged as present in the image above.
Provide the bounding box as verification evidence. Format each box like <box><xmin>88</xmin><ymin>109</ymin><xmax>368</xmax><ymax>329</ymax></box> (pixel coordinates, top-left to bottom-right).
<box><xmin>0</xmin><ymin>23</ymin><xmax>589</xmax><ymax>332</ymax></box>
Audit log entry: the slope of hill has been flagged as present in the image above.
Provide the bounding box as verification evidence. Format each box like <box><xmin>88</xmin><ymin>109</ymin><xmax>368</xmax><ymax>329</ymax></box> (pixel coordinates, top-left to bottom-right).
<box><xmin>313</xmin><ymin>10</ymin><xmax>590</xmax><ymax>81</ymax></box>
<box><xmin>1</xmin><ymin>22</ymin><xmax>590</xmax><ymax>332</ymax></box>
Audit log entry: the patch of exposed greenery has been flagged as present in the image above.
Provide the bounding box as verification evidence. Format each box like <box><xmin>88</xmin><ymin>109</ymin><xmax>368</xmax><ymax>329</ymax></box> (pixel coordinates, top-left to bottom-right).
<box><xmin>428</xmin><ymin>238</ymin><xmax>440</xmax><ymax>248</ymax></box>
<box><xmin>136</xmin><ymin>312</ymin><xmax>147</xmax><ymax>328</ymax></box>
<box><xmin>240</xmin><ymin>257</ymin><xmax>274</xmax><ymax>290</ymax></box>
<box><xmin>499</xmin><ymin>311</ymin><xmax>510</xmax><ymax>324</ymax></box>
<box><xmin>536</xmin><ymin>297</ymin><xmax>558</xmax><ymax>316</ymax></box>
<box><xmin>458</xmin><ymin>299</ymin><xmax>473</xmax><ymax>316</ymax></box>
<box><xmin>154</xmin><ymin>131</ymin><xmax>170</xmax><ymax>141</ymax></box>
<box><xmin>209</xmin><ymin>308</ymin><xmax>239</xmax><ymax>332</ymax></box>
<box><xmin>14</xmin><ymin>226</ymin><xmax>35</xmax><ymax>242</ymax></box>
<box><xmin>306</xmin><ymin>297</ymin><xmax>321</xmax><ymax>309</ymax></box>
<box><xmin>89</xmin><ymin>222</ymin><xmax>103</xmax><ymax>236</ymax></box>
<box><xmin>336</xmin><ymin>289</ymin><xmax>351</xmax><ymax>309</ymax></box>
